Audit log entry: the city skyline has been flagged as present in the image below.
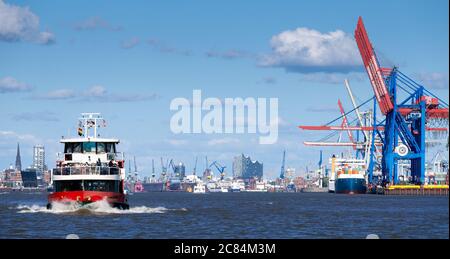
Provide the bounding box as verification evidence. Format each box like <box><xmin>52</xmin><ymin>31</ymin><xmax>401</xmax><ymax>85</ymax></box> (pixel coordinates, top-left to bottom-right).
<box><xmin>1</xmin><ymin>0</ymin><xmax>448</xmax><ymax>179</ymax></box>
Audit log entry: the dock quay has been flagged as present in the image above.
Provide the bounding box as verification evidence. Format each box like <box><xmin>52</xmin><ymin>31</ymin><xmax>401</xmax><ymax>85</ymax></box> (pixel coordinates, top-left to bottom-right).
<box><xmin>383</xmin><ymin>185</ymin><xmax>449</xmax><ymax>196</ymax></box>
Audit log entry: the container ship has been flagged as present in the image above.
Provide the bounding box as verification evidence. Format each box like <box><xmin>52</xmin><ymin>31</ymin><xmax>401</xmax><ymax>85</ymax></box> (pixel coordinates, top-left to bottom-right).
<box><xmin>335</xmin><ymin>168</ymin><xmax>367</xmax><ymax>194</ymax></box>
<box><xmin>47</xmin><ymin>113</ymin><xmax>129</xmax><ymax>209</ymax></box>
<box><xmin>330</xmin><ymin>156</ymin><xmax>367</xmax><ymax>194</ymax></box>
<box><xmin>142</xmin><ymin>182</ymin><xmax>164</xmax><ymax>192</ymax></box>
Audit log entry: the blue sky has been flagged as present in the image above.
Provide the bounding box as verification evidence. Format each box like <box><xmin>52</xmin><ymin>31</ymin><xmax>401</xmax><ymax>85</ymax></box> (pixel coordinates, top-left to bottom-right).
<box><xmin>1</xmin><ymin>0</ymin><xmax>448</xmax><ymax>179</ymax></box>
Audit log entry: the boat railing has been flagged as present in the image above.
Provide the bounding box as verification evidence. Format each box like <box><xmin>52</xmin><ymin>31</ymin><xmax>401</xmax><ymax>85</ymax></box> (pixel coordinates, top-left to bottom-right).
<box><xmin>55</xmin><ymin>152</ymin><xmax>124</xmax><ymax>161</ymax></box>
<box><xmin>107</xmin><ymin>152</ymin><xmax>124</xmax><ymax>161</ymax></box>
<box><xmin>53</xmin><ymin>166</ymin><xmax>120</xmax><ymax>176</ymax></box>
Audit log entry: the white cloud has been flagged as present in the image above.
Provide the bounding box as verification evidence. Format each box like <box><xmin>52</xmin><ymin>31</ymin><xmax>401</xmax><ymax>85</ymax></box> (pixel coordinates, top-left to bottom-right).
<box><xmin>207</xmin><ymin>138</ymin><xmax>240</xmax><ymax>146</ymax></box>
<box><xmin>11</xmin><ymin>111</ymin><xmax>60</xmax><ymax>122</ymax></box>
<box><xmin>121</xmin><ymin>37</ymin><xmax>140</xmax><ymax>49</ymax></box>
<box><xmin>41</xmin><ymin>89</ymin><xmax>76</xmax><ymax>100</ymax></box>
<box><xmin>147</xmin><ymin>38</ymin><xmax>192</xmax><ymax>56</ymax></box>
<box><xmin>306</xmin><ymin>106</ymin><xmax>338</xmax><ymax>113</ymax></box>
<box><xmin>0</xmin><ymin>0</ymin><xmax>54</xmax><ymax>44</ymax></box>
<box><xmin>206</xmin><ymin>49</ymin><xmax>252</xmax><ymax>60</ymax></box>
<box><xmin>166</xmin><ymin>139</ymin><xmax>188</xmax><ymax>146</ymax></box>
<box><xmin>258</xmin><ymin>77</ymin><xmax>277</xmax><ymax>84</ymax></box>
<box><xmin>299</xmin><ymin>72</ymin><xmax>366</xmax><ymax>85</ymax></box>
<box><xmin>0</xmin><ymin>130</ymin><xmax>39</xmax><ymax>142</ymax></box>
<box><xmin>414</xmin><ymin>72</ymin><xmax>449</xmax><ymax>90</ymax></box>
<box><xmin>260</xmin><ymin>27</ymin><xmax>362</xmax><ymax>73</ymax></box>
<box><xmin>73</xmin><ymin>16</ymin><xmax>122</xmax><ymax>31</ymax></box>
<box><xmin>34</xmin><ymin>85</ymin><xmax>159</xmax><ymax>102</ymax></box>
<box><xmin>0</xmin><ymin>76</ymin><xmax>33</xmax><ymax>93</ymax></box>
<box><xmin>84</xmin><ymin>85</ymin><xmax>107</xmax><ymax>97</ymax></box>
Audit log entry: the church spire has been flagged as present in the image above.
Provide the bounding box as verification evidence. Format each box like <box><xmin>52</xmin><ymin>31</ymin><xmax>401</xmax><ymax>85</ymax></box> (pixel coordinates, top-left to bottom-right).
<box><xmin>15</xmin><ymin>142</ymin><xmax>22</xmax><ymax>171</ymax></box>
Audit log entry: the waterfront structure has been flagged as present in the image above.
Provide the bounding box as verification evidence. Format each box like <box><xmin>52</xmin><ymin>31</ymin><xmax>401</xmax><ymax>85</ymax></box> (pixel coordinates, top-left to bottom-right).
<box><xmin>174</xmin><ymin>162</ymin><xmax>185</xmax><ymax>180</ymax></box>
<box><xmin>232</xmin><ymin>154</ymin><xmax>263</xmax><ymax>180</ymax></box>
<box><xmin>33</xmin><ymin>145</ymin><xmax>46</xmax><ymax>172</ymax></box>
<box><xmin>20</xmin><ymin>168</ymin><xmax>38</xmax><ymax>188</ymax></box>
<box><xmin>15</xmin><ymin>143</ymin><xmax>22</xmax><ymax>171</ymax></box>
<box><xmin>2</xmin><ymin>167</ymin><xmax>22</xmax><ymax>188</ymax></box>
<box><xmin>285</xmin><ymin>167</ymin><xmax>296</xmax><ymax>179</ymax></box>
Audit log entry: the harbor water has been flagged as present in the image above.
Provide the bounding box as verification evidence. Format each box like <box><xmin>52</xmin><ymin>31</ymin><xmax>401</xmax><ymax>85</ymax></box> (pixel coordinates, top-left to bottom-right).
<box><xmin>0</xmin><ymin>191</ymin><xmax>448</xmax><ymax>239</ymax></box>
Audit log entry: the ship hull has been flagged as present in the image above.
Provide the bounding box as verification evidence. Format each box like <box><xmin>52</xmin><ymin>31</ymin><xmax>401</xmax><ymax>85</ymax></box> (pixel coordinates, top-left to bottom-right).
<box><xmin>335</xmin><ymin>178</ymin><xmax>367</xmax><ymax>194</ymax></box>
<box><xmin>47</xmin><ymin>191</ymin><xmax>129</xmax><ymax>209</ymax></box>
<box><xmin>142</xmin><ymin>182</ymin><xmax>164</xmax><ymax>192</ymax></box>
<box><xmin>167</xmin><ymin>180</ymin><xmax>181</xmax><ymax>191</ymax></box>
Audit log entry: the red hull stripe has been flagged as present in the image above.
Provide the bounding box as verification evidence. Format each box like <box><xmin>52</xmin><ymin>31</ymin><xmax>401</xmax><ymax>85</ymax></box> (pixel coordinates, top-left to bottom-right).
<box><xmin>48</xmin><ymin>191</ymin><xmax>125</xmax><ymax>203</ymax></box>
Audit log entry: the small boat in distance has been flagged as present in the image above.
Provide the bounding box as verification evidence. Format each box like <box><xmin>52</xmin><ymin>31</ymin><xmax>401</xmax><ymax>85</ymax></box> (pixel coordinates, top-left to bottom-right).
<box><xmin>47</xmin><ymin>113</ymin><xmax>129</xmax><ymax>209</ymax></box>
<box><xmin>193</xmin><ymin>182</ymin><xmax>206</xmax><ymax>194</ymax></box>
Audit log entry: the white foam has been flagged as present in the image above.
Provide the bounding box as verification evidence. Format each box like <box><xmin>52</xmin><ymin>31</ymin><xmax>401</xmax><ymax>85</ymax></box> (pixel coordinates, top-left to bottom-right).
<box><xmin>16</xmin><ymin>200</ymin><xmax>186</xmax><ymax>215</ymax></box>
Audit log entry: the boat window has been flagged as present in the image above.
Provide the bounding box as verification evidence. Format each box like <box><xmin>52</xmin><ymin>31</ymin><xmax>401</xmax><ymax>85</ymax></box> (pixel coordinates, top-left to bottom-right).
<box><xmin>97</xmin><ymin>143</ymin><xmax>106</xmax><ymax>153</ymax></box>
<box><xmin>54</xmin><ymin>180</ymin><xmax>83</xmax><ymax>192</ymax></box>
<box><xmin>83</xmin><ymin>180</ymin><xmax>119</xmax><ymax>192</ymax></box>
<box><xmin>64</xmin><ymin>143</ymin><xmax>72</xmax><ymax>153</ymax></box>
<box><xmin>64</xmin><ymin>143</ymin><xmax>82</xmax><ymax>153</ymax></box>
<box><xmin>105</xmin><ymin>143</ymin><xmax>115</xmax><ymax>153</ymax></box>
<box><xmin>83</xmin><ymin>142</ymin><xmax>96</xmax><ymax>153</ymax></box>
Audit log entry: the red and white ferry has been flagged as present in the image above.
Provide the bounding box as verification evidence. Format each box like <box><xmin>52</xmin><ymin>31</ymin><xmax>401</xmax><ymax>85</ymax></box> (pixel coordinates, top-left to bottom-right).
<box><xmin>47</xmin><ymin>113</ymin><xmax>129</xmax><ymax>210</ymax></box>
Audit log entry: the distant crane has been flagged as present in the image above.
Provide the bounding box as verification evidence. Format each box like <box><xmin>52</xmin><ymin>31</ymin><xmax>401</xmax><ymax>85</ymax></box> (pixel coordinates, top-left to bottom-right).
<box><xmin>203</xmin><ymin>156</ymin><xmax>212</xmax><ymax>180</ymax></box>
<box><xmin>318</xmin><ymin>150</ymin><xmax>323</xmax><ymax>169</ymax></box>
<box><xmin>128</xmin><ymin>159</ymin><xmax>132</xmax><ymax>175</ymax></box>
<box><xmin>160</xmin><ymin>157</ymin><xmax>167</xmax><ymax>177</ymax></box>
<box><xmin>193</xmin><ymin>156</ymin><xmax>198</xmax><ymax>175</ymax></box>
<box><xmin>209</xmin><ymin>161</ymin><xmax>226</xmax><ymax>180</ymax></box>
<box><xmin>280</xmin><ymin>150</ymin><xmax>286</xmax><ymax>179</ymax></box>
<box><xmin>168</xmin><ymin>159</ymin><xmax>179</xmax><ymax>177</ymax></box>
<box><xmin>151</xmin><ymin>159</ymin><xmax>155</xmax><ymax>178</ymax></box>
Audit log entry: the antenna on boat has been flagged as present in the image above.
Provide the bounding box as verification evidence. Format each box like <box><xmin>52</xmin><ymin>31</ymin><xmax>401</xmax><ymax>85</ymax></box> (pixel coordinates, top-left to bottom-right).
<box><xmin>78</xmin><ymin>113</ymin><xmax>106</xmax><ymax>138</ymax></box>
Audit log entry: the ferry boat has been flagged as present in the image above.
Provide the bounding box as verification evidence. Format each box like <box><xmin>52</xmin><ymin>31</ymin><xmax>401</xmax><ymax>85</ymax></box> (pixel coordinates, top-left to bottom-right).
<box><xmin>47</xmin><ymin>113</ymin><xmax>129</xmax><ymax>210</ymax></box>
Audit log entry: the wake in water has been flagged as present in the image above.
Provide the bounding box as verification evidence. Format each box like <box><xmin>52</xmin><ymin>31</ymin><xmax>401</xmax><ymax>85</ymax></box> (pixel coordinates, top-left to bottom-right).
<box><xmin>16</xmin><ymin>200</ymin><xmax>188</xmax><ymax>215</ymax></box>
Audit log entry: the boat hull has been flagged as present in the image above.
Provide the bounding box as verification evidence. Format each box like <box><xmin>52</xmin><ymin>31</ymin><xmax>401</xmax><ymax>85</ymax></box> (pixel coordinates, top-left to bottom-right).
<box><xmin>142</xmin><ymin>182</ymin><xmax>164</xmax><ymax>192</ymax></box>
<box><xmin>47</xmin><ymin>191</ymin><xmax>129</xmax><ymax>209</ymax></box>
<box><xmin>335</xmin><ymin>178</ymin><xmax>367</xmax><ymax>194</ymax></box>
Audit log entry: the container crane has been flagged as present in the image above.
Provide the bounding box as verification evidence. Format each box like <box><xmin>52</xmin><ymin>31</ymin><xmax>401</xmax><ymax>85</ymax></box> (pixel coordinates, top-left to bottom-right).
<box><xmin>354</xmin><ymin>16</ymin><xmax>449</xmax><ymax>185</ymax></box>
<box><xmin>209</xmin><ymin>161</ymin><xmax>226</xmax><ymax>180</ymax></box>
<box><xmin>193</xmin><ymin>156</ymin><xmax>198</xmax><ymax>175</ymax></box>
<box><xmin>280</xmin><ymin>150</ymin><xmax>286</xmax><ymax>179</ymax></box>
<box><xmin>151</xmin><ymin>159</ymin><xmax>155</xmax><ymax>178</ymax></box>
<box><xmin>160</xmin><ymin>157</ymin><xmax>167</xmax><ymax>177</ymax></box>
<box><xmin>168</xmin><ymin>159</ymin><xmax>177</xmax><ymax>177</ymax></box>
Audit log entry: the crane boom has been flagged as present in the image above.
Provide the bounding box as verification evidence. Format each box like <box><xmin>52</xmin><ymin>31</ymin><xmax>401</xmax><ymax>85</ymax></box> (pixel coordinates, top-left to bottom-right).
<box><xmin>344</xmin><ymin>79</ymin><xmax>368</xmax><ymax>140</ymax></box>
<box><xmin>338</xmin><ymin>99</ymin><xmax>355</xmax><ymax>150</ymax></box>
<box><xmin>193</xmin><ymin>156</ymin><xmax>198</xmax><ymax>175</ymax></box>
<box><xmin>354</xmin><ymin>16</ymin><xmax>394</xmax><ymax>115</ymax></box>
